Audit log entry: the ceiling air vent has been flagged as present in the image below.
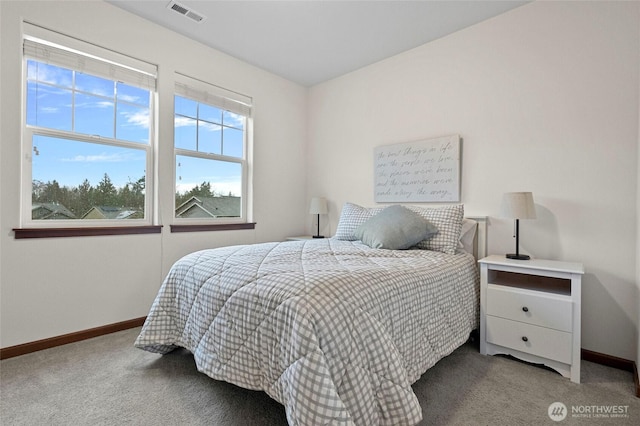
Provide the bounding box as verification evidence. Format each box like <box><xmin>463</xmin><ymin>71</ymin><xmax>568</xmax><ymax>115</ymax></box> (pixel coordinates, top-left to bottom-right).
<box><xmin>167</xmin><ymin>1</ymin><xmax>206</xmax><ymax>23</ymax></box>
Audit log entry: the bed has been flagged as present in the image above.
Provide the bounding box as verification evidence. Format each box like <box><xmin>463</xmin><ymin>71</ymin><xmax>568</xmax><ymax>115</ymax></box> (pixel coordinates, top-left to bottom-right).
<box><xmin>135</xmin><ymin>203</ymin><xmax>486</xmax><ymax>425</ymax></box>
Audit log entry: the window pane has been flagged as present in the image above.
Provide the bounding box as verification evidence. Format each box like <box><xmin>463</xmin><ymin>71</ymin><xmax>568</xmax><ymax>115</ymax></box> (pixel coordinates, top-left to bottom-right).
<box><xmin>74</xmin><ymin>93</ymin><xmax>115</xmax><ymax>138</ymax></box>
<box><xmin>198</xmin><ymin>122</ymin><xmax>222</xmax><ymax>155</ymax></box>
<box><xmin>117</xmin><ymin>82</ymin><xmax>149</xmax><ymax>108</ymax></box>
<box><xmin>27</xmin><ymin>82</ymin><xmax>73</xmax><ymax>131</ymax></box>
<box><xmin>26</xmin><ymin>61</ymin><xmax>74</xmax><ymax>131</ymax></box>
<box><xmin>175</xmin><ymin>155</ymin><xmax>241</xmax><ymax>218</ymax></box>
<box><xmin>222</xmin><ymin>127</ymin><xmax>243</xmax><ymax>158</ymax></box>
<box><xmin>175</xmin><ymin>116</ymin><xmax>197</xmax><ymax>150</ymax></box>
<box><xmin>223</xmin><ymin>111</ymin><xmax>244</xmax><ymax>130</ymax></box>
<box><xmin>31</xmin><ymin>135</ymin><xmax>146</xmax><ymax>220</ymax></box>
<box><xmin>117</xmin><ymin>103</ymin><xmax>150</xmax><ymax>143</ymax></box>
<box><xmin>175</xmin><ymin>96</ymin><xmax>197</xmax><ymax>118</ymax></box>
<box><xmin>76</xmin><ymin>73</ymin><xmax>114</xmax><ymax>97</ymax></box>
<box><xmin>27</xmin><ymin>60</ymin><xmax>72</xmax><ymax>88</ymax></box>
<box><xmin>199</xmin><ymin>103</ymin><xmax>222</xmax><ymax>123</ymax></box>
<box><xmin>26</xmin><ymin>60</ymin><xmax>152</xmax><ymax>146</ymax></box>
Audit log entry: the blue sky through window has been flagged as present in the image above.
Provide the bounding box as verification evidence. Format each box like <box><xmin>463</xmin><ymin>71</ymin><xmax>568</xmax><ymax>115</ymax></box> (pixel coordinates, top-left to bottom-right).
<box><xmin>32</xmin><ymin>135</ymin><xmax>147</xmax><ymax>189</ymax></box>
<box><xmin>28</xmin><ymin>60</ymin><xmax>149</xmax><ymax>189</ymax></box>
<box><xmin>174</xmin><ymin>95</ymin><xmax>244</xmax><ymax>197</ymax></box>
<box><xmin>27</xmin><ymin>60</ymin><xmax>243</xmax><ymax>197</ymax></box>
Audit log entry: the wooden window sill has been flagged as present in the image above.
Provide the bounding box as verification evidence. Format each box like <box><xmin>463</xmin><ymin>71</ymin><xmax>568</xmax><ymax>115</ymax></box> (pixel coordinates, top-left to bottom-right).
<box><xmin>13</xmin><ymin>226</ymin><xmax>162</xmax><ymax>239</ymax></box>
<box><xmin>170</xmin><ymin>223</ymin><xmax>256</xmax><ymax>233</ymax></box>
<box><xmin>13</xmin><ymin>223</ymin><xmax>256</xmax><ymax>238</ymax></box>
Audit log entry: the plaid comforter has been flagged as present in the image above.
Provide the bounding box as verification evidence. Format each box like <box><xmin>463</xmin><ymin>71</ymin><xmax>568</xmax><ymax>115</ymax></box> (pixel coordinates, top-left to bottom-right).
<box><xmin>135</xmin><ymin>239</ymin><xmax>479</xmax><ymax>425</ymax></box>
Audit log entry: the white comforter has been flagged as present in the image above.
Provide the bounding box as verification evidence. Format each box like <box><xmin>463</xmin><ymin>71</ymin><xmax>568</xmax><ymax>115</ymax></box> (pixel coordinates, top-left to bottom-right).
<box><xmin>135</xmin><ymin>239</ymin><xmax>479</xmax><ymax>425</ymax></box>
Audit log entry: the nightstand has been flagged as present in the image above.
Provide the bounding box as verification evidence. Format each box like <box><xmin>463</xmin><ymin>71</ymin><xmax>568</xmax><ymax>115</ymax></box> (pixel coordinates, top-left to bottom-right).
<box><xmin>286</xmin><ymin>236</ymin><xmax>314</xmax><ymax>241</ymax></box>
<box><xmin>478</xmin><ymin>255</ymin><xmax>584</xmax><ymax>383</ymax></box>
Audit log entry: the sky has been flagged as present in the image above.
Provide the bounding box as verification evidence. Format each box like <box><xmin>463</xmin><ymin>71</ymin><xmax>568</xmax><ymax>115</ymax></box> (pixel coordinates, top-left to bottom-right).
<box><xmin>27</xmin><ymin>60</ymin><xmax>243</xmax><ymax>198</ymax></box>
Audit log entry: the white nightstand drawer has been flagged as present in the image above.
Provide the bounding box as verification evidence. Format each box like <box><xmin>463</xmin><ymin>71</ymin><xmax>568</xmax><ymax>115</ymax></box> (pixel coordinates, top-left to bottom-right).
<box><xmin>486</xmin><ymin>285</ymin><xmax>572</xmax><ymax>332</ymax></box>
<box><xmin>486</xmin><ymin>316</ymin><xmax>572</xmax><ymax>364</ymax></box>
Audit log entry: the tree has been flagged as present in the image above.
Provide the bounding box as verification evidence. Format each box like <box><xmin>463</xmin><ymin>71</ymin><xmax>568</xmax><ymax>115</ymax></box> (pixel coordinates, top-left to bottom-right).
<box><xmin>32</xmin><ymin>179</ymin><xmax>46</xmax><ymax>200</ymax></box>
<box><xmin>31</xmin><ymin>173</ymin><xmax>146</xmax><ymax>219</ymax></box>
<box><xmin>73</xmin><ymin>179</ymin><xmax>94</xmax><ymax>216</ymax></box>
<box><xmin>95</xmin><ymin>173</ymin><xmax>117</xmax><ymax>206</ymax></box>
<box><xmin>176</xmin><ymin>181</ymin><xmax>217</xmax><ymax>206</ymax></box>
<box><xmin>130</xmin><ymin>176</ymin><xmax>145</xmax><ymax>193</ymax></box>
<box><xmin>40</xmin><ymin>179</ymin><xmax>63</xmax><ymax>203</ymax></box>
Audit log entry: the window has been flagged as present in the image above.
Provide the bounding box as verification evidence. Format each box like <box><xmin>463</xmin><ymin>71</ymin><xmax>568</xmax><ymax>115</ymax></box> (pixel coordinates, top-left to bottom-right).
<box><xmin>174</xmin><ymin>75</ymin><xmax>252</xmax><ymax>223</ymax></box>
<box><xmin>22</xmin><ymin>23</ymin><xmax>157</xmax><ymax>227</ymax></box>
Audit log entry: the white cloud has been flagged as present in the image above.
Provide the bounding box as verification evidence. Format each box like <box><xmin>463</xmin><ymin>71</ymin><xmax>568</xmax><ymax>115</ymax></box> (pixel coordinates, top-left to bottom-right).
<box><xmin>224</xmin><ymin>112</ymin><xmax>244</xmax><ymax>127</ymax></box>
<box><xmin>174</xmin><ymin>116</ymin><xmax>222</xmax><ymax>132</ymax></box>
<box><xmin>174</xmin><ymin>116</ymin><xmax>195</xmax><ymax>128</ymax></box>
<box><xmin>121</xmin><ymin>109</ymin><xmax>150</xmax><ymax>129</ymax></box>
<box><xmin>75</xmin><ymin>100</ymin><xmax>114</xmax><ymax>109</ymax></box>
<box><xmin>61</xmin><ymin>151</ymin><xmax>134</xmax><ymax>163</ymax></box>
<box><xmin>201</xmin><ymin>121</ymin><xmax>222</xmax><ymax>132</ymax></box>
<box><xmin>118</xmin><ymin>94</ymin><xmax>141</xmax><ymax>103</ymax></box>
<box><xmin>28</xmin><ymin>62</ymin><xmax>72</xmax><ymax>87</ymax></box>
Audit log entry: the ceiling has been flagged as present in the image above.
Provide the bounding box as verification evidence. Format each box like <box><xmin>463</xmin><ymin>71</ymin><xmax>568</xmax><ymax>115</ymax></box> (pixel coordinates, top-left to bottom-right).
<box><xmin>107</xmin><ymin>0</ymin><xmax>528</xmax><ymax>87</ymax></box>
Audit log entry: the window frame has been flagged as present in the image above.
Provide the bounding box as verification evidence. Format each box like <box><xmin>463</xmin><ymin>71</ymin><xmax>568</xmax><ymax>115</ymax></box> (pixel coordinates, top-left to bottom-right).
<box><xmin>20</xmin><ymin>23</ymin><xmax>158</xmax><ymax>229</ymax></box>
<box><xmin>21</xmin><ymin>126</ymin><xmax>155</xmax><ymax>228</ymax></box>
<box><xmin>173</xmin><ymin>74</ymin><xmax>252</xmax><ymax>226</ymax></box>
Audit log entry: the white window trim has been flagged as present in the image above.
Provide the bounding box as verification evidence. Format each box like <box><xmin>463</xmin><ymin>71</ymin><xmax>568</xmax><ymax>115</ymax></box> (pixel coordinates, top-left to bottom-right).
<box><xmin>20</xmin><ymin>22</ymin><xmax>158</xmax><ymax>228</ymax></box>
<box><xmin>173</xmin><ymin>73</ymin><xmax>253</xmax><ymax>225</ymax></box>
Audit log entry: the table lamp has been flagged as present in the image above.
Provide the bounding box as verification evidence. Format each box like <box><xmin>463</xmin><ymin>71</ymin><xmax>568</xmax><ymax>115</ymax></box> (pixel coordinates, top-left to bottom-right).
<box><xmin>309</xmin><ymin>197</ymin><xmax>328</xmax><ymax>238</ymax></box>
<box><xmin>501</xmin><ymin>192</ymin><xmax>536</xmax><ymax>260</ymax></box>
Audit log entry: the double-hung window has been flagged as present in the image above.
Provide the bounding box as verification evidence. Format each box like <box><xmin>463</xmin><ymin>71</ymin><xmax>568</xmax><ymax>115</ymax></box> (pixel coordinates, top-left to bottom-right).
<box><xmin>22</xmin><ymin>23</ymin><xmax>157</xmax><ymax>227</ymax></box>
<box><xmin>174</xmin><ymin>74</ymin><xmax>252</xmax><ymax>224</ymax></box>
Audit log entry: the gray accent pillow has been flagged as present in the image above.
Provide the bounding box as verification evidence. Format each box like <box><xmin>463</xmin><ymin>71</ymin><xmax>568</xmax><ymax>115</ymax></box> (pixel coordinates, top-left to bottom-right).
<box><xmin>354</xmin><ymin>205</ymin><xmax>438</xmax><ymax>250</ymax></box>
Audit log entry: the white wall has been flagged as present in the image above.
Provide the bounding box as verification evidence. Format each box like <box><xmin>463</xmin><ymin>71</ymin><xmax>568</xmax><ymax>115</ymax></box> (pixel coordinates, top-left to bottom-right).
<box><xmin>308</xmin><ymin>1</ymin><xmax>640</xmax><ymax>360</ymax></box>
<box><xmin>0</xmin><ymin>1</ymin><xmax>308</xmax><ymax>347</ymax></box>
<box><xmin>637</xmin><ymin>19</ymin><xmax>640</xmax><ymax>377</ymax></box>
<box><xmin>2</xmin><ymin>1</ymin><xmax>639</xmax><ymax>364</ymax></box>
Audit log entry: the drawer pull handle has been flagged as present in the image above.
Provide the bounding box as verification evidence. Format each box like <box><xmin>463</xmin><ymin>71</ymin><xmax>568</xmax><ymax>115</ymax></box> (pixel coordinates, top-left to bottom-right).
<box><xmin>522</xmin><ymin>336</ymin><xmax>528</xmax><ymax>342</ymax></box>
<box><xmin>522</xmin><ymin>306</ymin><xmax>529</xmax><ymax>312</ymax></box>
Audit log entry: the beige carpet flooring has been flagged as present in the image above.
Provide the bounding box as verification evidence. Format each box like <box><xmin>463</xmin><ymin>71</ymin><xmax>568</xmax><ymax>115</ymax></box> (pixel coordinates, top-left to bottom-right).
<box><xmin>1</xmin><ymin>327</ymin><xmax>638</xmax><ymax>425</ymax></box>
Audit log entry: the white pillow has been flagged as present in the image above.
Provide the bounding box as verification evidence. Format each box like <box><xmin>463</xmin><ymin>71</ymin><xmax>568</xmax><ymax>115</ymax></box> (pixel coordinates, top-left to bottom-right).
<box><xmin>407</xmin><ymin>204</ymin><xmax>464</xmax><ymax>255</ymax></box>
<box><xmin>334</xmin><ymin>202</ymin><xmax>383</xmax><ymax>241</ymax></box>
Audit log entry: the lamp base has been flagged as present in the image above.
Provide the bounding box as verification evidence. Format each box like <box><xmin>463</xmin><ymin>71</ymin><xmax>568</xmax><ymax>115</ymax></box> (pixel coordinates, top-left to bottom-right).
<box><xmin>313</xmin><ymin>235</ymin><xmax>325</xmax><ymax>239</ymax></box>
<box><xmin>506</xmin><ymin>253</ymin><xmax>530</xmax><ymax>260</ymax></box>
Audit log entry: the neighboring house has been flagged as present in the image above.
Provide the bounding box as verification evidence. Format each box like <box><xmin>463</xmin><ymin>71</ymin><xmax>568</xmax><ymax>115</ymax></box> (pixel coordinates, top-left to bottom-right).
<box><xmin>32</xmin><ymin>203</ymin><xmax>76</xmax><ymax>220</ymax></box>
<box><xmin>81</xmin><ymin>206</ymin><xmax>143</xmax><ymax>220</ymax></box>
<box><xmin>175</xmin><ymin>196</ymin><xmax>240</xmax><ymax>218</ymax></box>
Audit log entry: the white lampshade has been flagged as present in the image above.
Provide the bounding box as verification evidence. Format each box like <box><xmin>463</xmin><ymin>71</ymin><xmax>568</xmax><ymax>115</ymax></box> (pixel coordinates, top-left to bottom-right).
<box><xmin>309</xmin><ymin>197</ymin><xmax>328</xmax><ymax>215</ymax></box>
<box><xmin>501</xmin><ymin>192</ymin><xmax>536</xmax><ymax>219</ymax></box>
